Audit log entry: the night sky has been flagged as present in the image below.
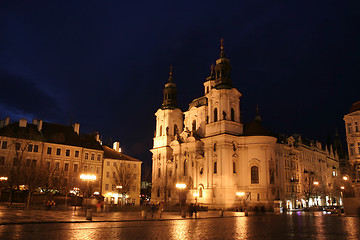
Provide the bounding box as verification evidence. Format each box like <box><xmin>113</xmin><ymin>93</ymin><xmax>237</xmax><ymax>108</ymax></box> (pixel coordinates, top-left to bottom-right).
<box><xmin>1</xmin><ymin>1</ymin><xmax>359</xmax><ymax>168</ymax></box>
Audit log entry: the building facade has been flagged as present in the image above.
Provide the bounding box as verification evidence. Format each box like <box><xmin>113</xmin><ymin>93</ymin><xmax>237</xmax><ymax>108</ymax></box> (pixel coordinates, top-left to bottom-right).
<box><xmin>101</xmin><ymin>143</ymin><xmax>142</xmax><ymax>206</ymax></box>
<box><xmin>151</xmin><ymin>42</ymin><xmax>339</xmax><ymax>210</ymax></box>
<box><xmin>344</xmin><ymin>101</ymin><xmax>360</xmax><ymax>196</ymax></box>
<box><xmin>0</xmin><ymin>118</ymin><xmax>103</xmax><ymax>199</ymax></box>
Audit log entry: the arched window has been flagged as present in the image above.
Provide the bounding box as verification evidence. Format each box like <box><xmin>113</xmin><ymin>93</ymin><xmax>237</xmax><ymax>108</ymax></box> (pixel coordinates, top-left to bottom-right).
<box><xmin>251</xmin><ymin>166</ymin><xmax>259</xmax><ymax>184</ymax></box>
<box><xmin>199</xmin><ymin>187</ymin><xmax>203</xmax><ymax>198</ymax></box>
<box><xmin>159</xmin><ymin>125</ymin><xmax>162</xmax><ymax>136</ymax></box>
<box><xmin>184</xmin><ymin>160</ymin><xmax>188</xmax><ymax>176</ymax></box>
<box><xmin>174</xmin><ymin>124</ymin><xmax>178</xmax><ymax>135</ymax></box>
<box><xmin>213</xmin><ymin>162</ymin><xmax>217</xmax><ymax>173</ymax></box>
<box><xmin>231</xmin><ymin>108</ymin><xmax>235</xmax><ymax>121</ymax></box>
<box><xmin>233</xmin><ymin>142</ymin><xmax>236</xmax><ymax>151</ymax></box>
<box><xmin>157</xmin><ymin>188</ymin><xmax>160</xmax><ymax>197</ymax></box>
<box><xmin>214</xmin><ymin>108</ymin><xmax>218</xmax><ymax>122</ymax></box>
<box><xmin>214</xmin><ymin>143</ymin><xmax>217</xmax><ymax>151</ymax></box>
<box><xmin>233</xmin><ymin>162</ymin><xmax>236</xmax><ymax>173</ymax></box>
<box><xmin>158</xmin><ymin>168</ymin><xmax>161</xmax><ymax>178</ymax></box>
<box><xmin>192</xmin><ymin>120</ymin><xmax>196</xmax><ymax>131</ymax></box>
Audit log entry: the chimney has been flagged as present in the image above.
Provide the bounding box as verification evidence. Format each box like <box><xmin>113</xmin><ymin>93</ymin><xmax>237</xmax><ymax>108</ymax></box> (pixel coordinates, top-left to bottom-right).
<box><xmin>0</xmin><ymin>120</ymin><xmax>3</xmax><ymax>128</ymax></box>
<box><xmin>19</xmin><ymin>119</ymin><xmax>27</xmax><ymax>127</ymax></box>
<box><xmin>37</xmin><ymin>120</ymin><xmax>43</xmax><ymax>132</ymax></box>
<box><xmin>4</xmin><ymin>117</ymin><xmax>10</xmax><ymax>126</ymax></box>
<box><xmin>94</xmin><ymin>132</ymin><xmax>100</xmax><ymax>142</ymax></box>
<box><xmin>32</xmin><ymin>118</ymin><xmax>38</xmax><ymax>125</ymax></box>
<box><xmin>73</xmin><ymin>123</ymin><xmax>80</xmax><ymax>135</ymax></box>
<box><xmin>113</xmin><ymin>142</ymin><xmax>120</xmax><ymax>152</ymax></box>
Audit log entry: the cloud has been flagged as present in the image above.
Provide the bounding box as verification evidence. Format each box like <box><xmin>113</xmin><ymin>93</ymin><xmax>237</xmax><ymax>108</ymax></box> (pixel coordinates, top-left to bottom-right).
<box><xmin>0</xmin><ymin>70</ymin><xmax>62</xmax><ymax>121</ymax></box>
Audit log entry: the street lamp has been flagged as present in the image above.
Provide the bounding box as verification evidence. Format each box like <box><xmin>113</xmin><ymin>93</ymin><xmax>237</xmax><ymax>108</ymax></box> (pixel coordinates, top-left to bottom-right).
<box><xmin>313</xmin><ymin>181</ymin><xmax>319</xmax><ymax>206</ymax></box>
<box><xmin>193</xmin><ymin>193</ymin><xmax>199</xmax><ymax>204</ymax></box>
<box><xmin>0</xmin><ymin>177</ymin><xmax>8</xmax><ymax>202</ymax></box>
<box><xmin>116</xmin><ymin>185</ymin><xmax>123</xmax><ymax>206</ymax></box>
<box><xmin>343</xmin><ymin>176</ymin><xmax>348</xmax><ymax>181</ymax></box>
<box><xmin>80</xmin><ymin>174</ymin><xmax>97</xmax><ymax>215</ymax></box>
<box><xmin>176</xmin><ymin>183</ymin><xmax>186</xmax><ymax>215</ymax></box>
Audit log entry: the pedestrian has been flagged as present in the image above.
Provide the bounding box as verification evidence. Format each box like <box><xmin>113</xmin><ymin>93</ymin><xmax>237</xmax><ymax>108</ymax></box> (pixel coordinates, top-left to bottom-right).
<box><xmin>96</xmin><ymin>201</ymin><xmax>102</xmax><ymax>213</ymax></box>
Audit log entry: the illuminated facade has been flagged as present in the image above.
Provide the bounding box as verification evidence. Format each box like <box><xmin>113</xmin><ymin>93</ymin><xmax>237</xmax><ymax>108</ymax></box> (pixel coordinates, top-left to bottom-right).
<box><xmin>102</xmin><ymin>143</ymin><xmax>142</xmax><ymax>205</ymax></box>
<box><xmin>151</xmin><ymin>43</ymin><xmax>279</xmax><ymax>209</ymax></box>
<box><xmin>151</xmin><ymin>42</ymin><xmax>340</xmax><ymax>210</ymax></box>
<box><xmin>344</xmin><ymin>101</ymin><xmax>360</xmax><ymax>196</ymax></box>
<box><xmin>0</xmin><ymin>118</ymin><xmax>103</xmax><ymax>194</ymax></box>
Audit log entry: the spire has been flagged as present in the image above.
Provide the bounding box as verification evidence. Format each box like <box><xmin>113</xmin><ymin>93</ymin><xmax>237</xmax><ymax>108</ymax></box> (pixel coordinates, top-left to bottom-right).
<box><xmin>161</xmin><ymin>65</ymin><xmax>178</xmax><ymax>110</ymax></box>
<box><xmin>254</xmin><ymin>104</ymin><xmax>262</xmax><ymax>122</ymax></box>
<box><xmin>220</xmin><ymin>38</ymin><xmax>225</xmax><ymax>58</ymax></box>
<box><xmin>214</xmin><ymin>39</ymin><xmax>232</xmax><ymax>89</ymax></box>
<box><xmin>206</xmin><ymin>64</ymin><xmax>215</xmax><ymax>81</ymax></box>
<box><xmin>168</xmin><ymin>65</ymin><xmax>173</xmax><ymax>83</ymax></box>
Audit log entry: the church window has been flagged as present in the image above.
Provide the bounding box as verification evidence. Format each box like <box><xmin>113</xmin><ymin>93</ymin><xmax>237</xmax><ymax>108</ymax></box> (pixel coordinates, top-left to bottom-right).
<box><xmin>350</xmin><ymin>144</ymin><xmax>355</xmax><ymax>155</ymax></box>
<box><xmin>184</xmin><ymin>160</ymin><xmax>188</xmax><ymax>176</ymax></box>
<box><xmin>160</xmin><ymin>126</ymin><xmax>162</xmax><ymax>136</ymax></box>
<box><xmin>158</xmin><ymin>168</ymin><xmax>161</xmax><ymax>178</ymax></box>
<box><xmin>157</xmin><ymin>188</ymin><xmax>160</xmax><ymax>198</ymax></box>
<box><xmin>214</xmin><ymin>108</ymin><xmax>218</xmax><ymax>122</ymax></box>
<box><xmin>347</xmin><ymin>123</ymin><xmax>352</xmax><ymax>134</ymax></box>
<box><xmin>356</xmin><ymin>122</ymin><xmax>359</xmax><ymax>132</ymax></box>
<box><xmin>233</xmin><ymin>142</ymin><xmax>236</xmax><ymax>151</ymax></box>
<box><xmin>192</xmin><ymin>120</ymin><xmax>196</xmax><ymax>131</ymax></box>
<box><xmin>200</xmin><ymin>167</ymin><xmax>203</xmax><ymax>175</ymax></box>
<box><xmin>231</xmin><ymin>108</ymin><xmax>235</xmax><ymax>121</ymax></box>
<box><xmin>251</xmin><ymin>166</ymin><xmax>259</xmax><ymax>184</ymax></box>
<box><xmin>213</xmin><ymin>162</ymin><xmax>217</xmax><ymax>173</ymax></box>
<box><xmin>174</xmin><ymin>124</ymin><xmax>178</xmax><ymax>135</ymax></box>
<box><xmin>257</xmin><ymin>193</ymin><xmax>260</xmax><ymax>201</ymax></box>
<box><xmin>233</xmin><ymin>162</ymin><xmax>236</xmax><ymax>173</ymax></box>
<box><xmin>199</xmin><ymin>187</ymin><xmax>203</xmax><ymax>198</ymax></box>
<box><xmin>214</xmin><ymin>143</ymin><xmax>217</xmax><ymax>151</ymax></box>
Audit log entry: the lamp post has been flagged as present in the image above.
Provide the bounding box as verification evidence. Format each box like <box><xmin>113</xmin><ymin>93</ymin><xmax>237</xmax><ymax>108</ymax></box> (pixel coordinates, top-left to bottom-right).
<box><xmin>73</xmin><ymin>187</ymin><xmax>80</xmax><ymax>211</ymax></box>
<box><xmin>80</xmin><ymin>174</ymin><xmax>97</xmax><ymax>216</ymax></box>
<box><xmin>313</xmin><ymin>181</ymin><xmax>319</xmax><ymax>206</ymax></box>
<box><xmin>0</xmin><ymin>177</ymin><xmax>8</xmax><ymax>202</ymax></box>
<box><xmin>116</xmin><ymin>185</ymin><xmax>122</xmax><ymax>206</ymax></box>
<box><xmin>176</xmin><ymin>183</ymin><xmax>186</xmax><ymax>216</ymax></box>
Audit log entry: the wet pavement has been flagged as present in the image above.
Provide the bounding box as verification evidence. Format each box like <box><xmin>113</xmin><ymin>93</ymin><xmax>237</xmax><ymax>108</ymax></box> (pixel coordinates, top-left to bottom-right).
<box><xmin>0</xmin><ymin>206</ymin><xmax>359</xmax><ymax>239</ymax></box>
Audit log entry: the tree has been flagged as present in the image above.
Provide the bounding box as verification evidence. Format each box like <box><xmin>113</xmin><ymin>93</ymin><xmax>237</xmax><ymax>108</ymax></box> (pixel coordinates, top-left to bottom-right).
<box><xmin>301</xmin><ymin>171</ymin><xmax>315</xmax><ymax>207</ymax></box>
<box><xmin>112</xmin><ymin>161</ymin><xmax>134</xmax><ymax>205</ymax></box>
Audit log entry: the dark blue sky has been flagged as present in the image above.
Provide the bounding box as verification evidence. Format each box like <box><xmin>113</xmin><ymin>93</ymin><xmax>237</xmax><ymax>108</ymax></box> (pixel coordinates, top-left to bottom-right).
<box><xmin>1</xmin><ymin>0</ymin><xmax>359</xmax><ymax>166</ymax></box>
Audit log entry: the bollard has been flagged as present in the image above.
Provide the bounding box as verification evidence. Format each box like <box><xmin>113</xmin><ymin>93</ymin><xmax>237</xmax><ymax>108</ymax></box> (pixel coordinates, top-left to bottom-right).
<box><xmin>181</xmin><ymin>210</ymin><xmax>186</xmax><ymax>218</ymax></box>
<box><xmin>86</xmin><ymin>209</ymin><xmax>93</xmax><ymax>220</ymax></box>
<box><xmin>219</xmin><ymin>209</ymin><xmax>223</xmax><ymax>217</ymax></box>
<box><xmin>141</xmin><ymin>210</ymin><xmax>147</xmax><ymax>219</ymax></box>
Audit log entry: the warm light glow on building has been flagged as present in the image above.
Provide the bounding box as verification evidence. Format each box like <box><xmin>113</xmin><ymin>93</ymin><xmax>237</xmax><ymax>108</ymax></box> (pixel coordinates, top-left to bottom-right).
<box><xmin>116</xmin><ymin>185</ymin><xmax>123</xmax><ymax>189</ymax></box>
<box><xmin>80</xmin><ymin>174</ymin><xmax>97</xmax><ymax>180</ymax></box>
<box><xmin>193</xmin><ymin>193</ymin><xmax>199</xmax><ymax>197</ymax></box>
<box><xmin>313</xmin><ymin>181</ymin><xmax>319</xmax><ymax>185</ymax></box>
<box><xmin>176</xmin><ymin>183</ymin><xmax>186</xmax><ymax>189</ymax></box>
<box><xmin>340</xmin><ymin>186</ymin><xmax>345</xmax><ymax>190</ymax></box>
<box><xmin>236</xmin><ymin>192</ymin><xmax>245</xmax><ymax>196</ymax></box>
<box><xmin>0</xmin><ymin>177</ymin><xmax>8</xmax><ymax>181</ymax></box>
<box><xmin>343</xmin><ymin>176</ymin><xmax>348</xmax><ymax>181</ymax></box>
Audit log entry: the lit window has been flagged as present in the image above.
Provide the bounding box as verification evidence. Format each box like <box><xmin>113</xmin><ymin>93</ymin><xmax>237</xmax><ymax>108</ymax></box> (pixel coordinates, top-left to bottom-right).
<box><xmin>251</xmin><ymin>166</ymin><xmax>259</xmax><ymax>184</ymax></box>
<box><xmin>1</xmin><ymin>141</ymin><xmax>7</xmax><ymax>149</ymax></box>
<box><xmin>213</xmin><ymin>162</ymin><xmax>217</xmax><ymax>174</ymax></box>
<box><xmin>28</xmin><ymin>144</ymin><xmax>33</xmax><ymax>152</ymax></box>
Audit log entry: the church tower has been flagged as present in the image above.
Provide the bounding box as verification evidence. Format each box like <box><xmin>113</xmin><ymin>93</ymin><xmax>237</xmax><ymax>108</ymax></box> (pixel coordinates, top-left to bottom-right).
<box><xmin>151</xmin><ymin>66</ymin><xmax>183</xmax><ymax>202</ymax></box>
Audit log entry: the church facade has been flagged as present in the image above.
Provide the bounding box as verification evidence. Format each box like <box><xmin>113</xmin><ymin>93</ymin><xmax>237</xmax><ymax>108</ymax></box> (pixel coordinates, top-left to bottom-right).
<box><xmin>151</xmin><ymin>42</ymin><xmax>339</xmax><ymax>210</ymax></box>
